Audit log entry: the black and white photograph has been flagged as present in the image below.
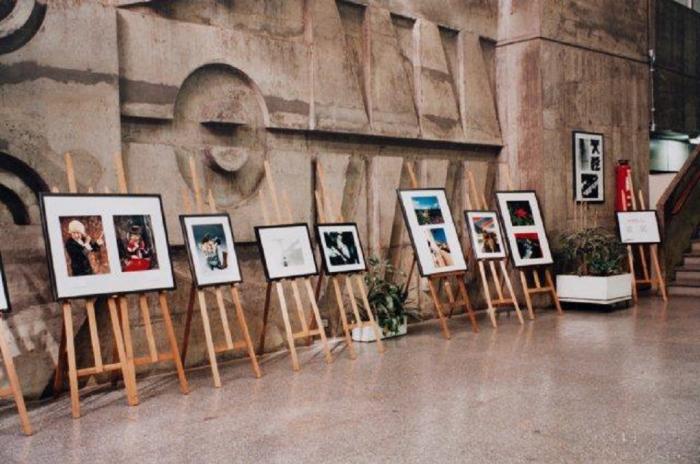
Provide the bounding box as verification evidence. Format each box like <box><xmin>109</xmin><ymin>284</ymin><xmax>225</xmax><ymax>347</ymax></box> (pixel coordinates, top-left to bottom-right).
<box><xmin>573</xmin><ymin>131</ymin><xmax>604</xmax><ymax>202</ymax></box>
<box><xmin>496</xmin><ymin>191</ymin><xmax>553</xmax><ymax>268</ymax></box>
<box><xmin>464</xmin><ymin>211</ymin><xmax>507</xmax><ymax>260</ymax></box>
<box><xmin>0</xmin><ymin>253</ymin><xmax>10</xmax><ymax>313</ymax></box>
<box><xmin>397</xmin><ymin>188</ymin><xmax>467</xmax><ymax>277</ymax></box>
<box><xmin>181</xmin><ymin>214</ymin><xmax>243</xmax><ymax>287</ymax></box>
<box><xmin>40</xmin><ymin>194</ymin><xmax>175</xmax><ymax>300</ymax></box>
<box><xmin>316</xmin><ymin>223</ymin><xmax>367</xmax><ymax>275</ymax></box>
<box><xmin>255</xmin><ymin>224</ymin><xmax>318</xmax><ymax>281</ymax></box>
<box><xmin>616</xmin><ymin>210</ymin><xmax>662</xmax><ymax>244</ymax></box>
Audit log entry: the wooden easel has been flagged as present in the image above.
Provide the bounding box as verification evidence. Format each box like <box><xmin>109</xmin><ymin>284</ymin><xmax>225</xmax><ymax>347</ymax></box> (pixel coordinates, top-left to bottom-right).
<box><xmin>53</xmin><ymin>152</ymin><xmax>188</xmax><ymax>418</ymax></box>
<box><xmin>502</xmin><ymin>170</ymin><xmax>563</xmax><ymax>319</ymax></box>
<box><xmin>464</xmin><ymin>170</ymin><xmax>524</xmax><ymax>326</ymax></box>
<box><xmin>402</xmin><ymin>162</ymin><xmax>479</xmax><ymax>339</ymax></box>
<box><xmin>623</xmin><ymin>177</ymin><xmax>667</xmax><ymax>302</ymax></box>
<box><xmin>179</xmin><ymin>158</ymin><xmax>261</xmax><ymax>387</ymax></box>
<box><xmin>313</xmin><ymin>163</ymin><xmax>385</xmax><ymax>358</ymax></box>
<box><xmin>257</xmin><ymin>161</ymin><xmax>333</xmax><ymax>371</ymax></box>
<box><xmin>0</xmin><ymin>316</ymin><xmax>32</xmax><ymax>435</ymax></box>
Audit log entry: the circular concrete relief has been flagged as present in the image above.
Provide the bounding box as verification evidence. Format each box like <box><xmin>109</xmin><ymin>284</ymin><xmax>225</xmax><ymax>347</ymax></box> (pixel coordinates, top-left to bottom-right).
<box><xmin>0</xmin><ymin>0</ymin><xmax>46</xmax><ymax>55</ymax></box>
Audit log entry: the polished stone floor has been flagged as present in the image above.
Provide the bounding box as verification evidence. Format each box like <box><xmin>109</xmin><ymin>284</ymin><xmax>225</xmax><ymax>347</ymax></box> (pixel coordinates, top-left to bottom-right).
<box><xmin>1</xmin><ymin>297</ymin><xmax>699</xmax><ymax>463</ymax></box>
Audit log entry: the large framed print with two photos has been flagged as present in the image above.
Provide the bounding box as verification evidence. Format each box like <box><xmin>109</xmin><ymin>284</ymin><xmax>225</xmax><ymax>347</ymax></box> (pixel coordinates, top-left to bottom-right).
<box><xmin>464</xmin><ymin>211</ymin><xmax>507</xmax><ymax>260</ymax></box>
<box><xmin>616</xmin><ymin>211</ymin><xmax>661</xmax><ymax>244</ymax></box>
<box><xmin>181</xmin><ymin>214</ymin><xmax>243</xmax><ymax>288</ymax></box>
<box><xmin>255</xmin><ymin>224</ymin><xmax>318</xmax><ymax>281</ymax></box>
<box><xmin>495</xmin><ymin>191</ymin><xmax>553</xmax><ymax>268</ymax></box>
<box><xmin>316</xmin><ymin>223</ymin><xmax>367</xmax><ymax>275</ymax></box>
<box><xmin>397</xmin><ymin>189</ymin><xmax>467</xmax><ymax>277</ymax></box>
<box><xmin>0</xmin><ymin>253</ymin><xmax>11</xmax><ymax>313</ymax></box>
<box><xmin>40</xmin><ymin>193</ymin><xmax>175</xmax><ymax>300</ymax></box>
<box><xmin>573</xmin><ymin>131</ymin><xmax>604</xmax><ymax>202</ymax></box>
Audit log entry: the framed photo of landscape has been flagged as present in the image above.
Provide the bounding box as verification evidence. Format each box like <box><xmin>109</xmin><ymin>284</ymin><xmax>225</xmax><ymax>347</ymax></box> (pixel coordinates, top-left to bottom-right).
<box><xmin>464</xmin><ymin>211</ymin><xmax>507</xmax><ymax>260</ymax></box>
<box><xmin>573</xmin><ymin>131</ymin><xmax>604</xmax><ymax>202</ymax></box>
<box><xmin>0</xmin><ymin>253</ymin><xmax>11</xmax><ymax>313</ymax></box>
<box><xmin>255</xmin><ymin>224</ymin><xmax>318</xmax><ymax>281</ymax></box>
<box><xmin>495</xmin><ymin>191</ymin><xmax>553</xmax><ymax>268</ymax></box>
<box><xmin>397</xmin><ymin>188</ymin><xmax>467</xmax><ymax>277</ymax></box>
<box><xmin>616</xmin><ymin>210</ymin><xmax>661</xmax><ymax>244</ymax></box>
<box><xmin>40</xmin><ymin>193</ymin><xmax>175</xmax><ymax>300</ymax></box>
<box><xmin>316</xmin><ymin>223</ymin><xmax>367</xmax><ymax>275</ymax></box>
<box><xmin>181</xmin><ymin>214</ymin><xmax>242</xmax><ymax>288</ymax></box>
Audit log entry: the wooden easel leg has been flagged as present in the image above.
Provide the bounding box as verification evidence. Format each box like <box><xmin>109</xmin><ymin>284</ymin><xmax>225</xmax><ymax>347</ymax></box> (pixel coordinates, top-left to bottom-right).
<box><xmin>230</xmin><ymin>286</ymin><xmax>262</xmax><ymax>378</ymax></box>
<box><xmin>62</xmin><ymin>303</ymin><xmax>80</xmax><ymax>418</ymax></box>
<box><xmin>197</xmin><ymin>291</ymin><xmax>221</xmax><ymax>388</ymax></box>
<box><xmin>544</xmin><ymin>269</ymin><xmax>563</xmax><ymax>314</ymax></box>
<box><xmin>427</xmin><ymin>279</ymin><xmax>451</xmax><ymax>339</ymax></box>
<box><xmin>332</xmin><ymin>277</ymin><xmax>357</xmax><ymax>360</ymax></box>
<box><xmin>456</xmin><ymin>278</ymin><xmax>479</xmax><ymax>333</ymax></box>
<box><xmin>305</xmin><ymin>280</ymin><xmax>333</xmax><ymax>363</ymax></box>
<box><xmin>478</xmin><ymin>261</ymin><xmax>498</xmax><ymax>328</ymax></box>
<box><xmin>118</xmin><ymin>297</ymin><xmax>139</xmax><ymax>402</ymax></box>
<box><xmin>519</xmin><ymin>271</ymin><xmax>535</xmax><ymax>320</ymax></box>
<box><xmin>0</xmin><ymin>322</ymin><xmax>32</xmax><ymax>435</ymax></box>
<box><xmin>500</xmin><ymin>260</ymin><xmax>524</xmax><ymax>325</ymax></box>
<box><xmin>276</xmin><ymin>282</ymin><xmax>300</xmax><ymax>371</ymax></box>
<box><xmin>651</xmin><ymin>245</ymin><xmax>668</xmax><ymax>301</ymax></box>
<box><xmin>52</xmin><ymin>325</ymin><xmax>67</xmax><ymax>397</ymax></box>
<box><xmin>158</xmin><ymin>293</ymin><xmax>189</xmax><ymax>394</ymax></box>
<box><xmin>355</xmin><ymin>274</ymin><xmax>385</xmax><ymax>353</ymax></box>
<box><xmin>112</xmin><ymin>298</ymin><xmax>139</xmax><ymax>406</ymax></box>
<box><xmin>627</xmin><ymin>245</ymin><xmax>638</xmax><ymax>303</ymax></box>
<box><xmin>257</xmin><ymin>283</ymin><xmax>272</xmax><ymax>355</ymax></box>
<box><xmin>180</xmin><ymin>282</ymin><xmax>197</xmax><ymax>363</ymax></box>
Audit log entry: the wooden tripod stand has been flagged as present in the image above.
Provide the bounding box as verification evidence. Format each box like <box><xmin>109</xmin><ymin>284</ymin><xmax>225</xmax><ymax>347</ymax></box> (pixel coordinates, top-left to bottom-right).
<box><xmin>0</xmin><ymin>315</ymin><xmax>32</xmax><ymax>435</ymax></box>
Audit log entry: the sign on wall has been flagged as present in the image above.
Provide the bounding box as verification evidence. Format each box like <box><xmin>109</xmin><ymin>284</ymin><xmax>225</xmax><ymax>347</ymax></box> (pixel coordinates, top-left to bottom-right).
<box><xmin>573</xmin><ymin>131</ymin><xmax>605</xmax><ymax>202</ymax></box>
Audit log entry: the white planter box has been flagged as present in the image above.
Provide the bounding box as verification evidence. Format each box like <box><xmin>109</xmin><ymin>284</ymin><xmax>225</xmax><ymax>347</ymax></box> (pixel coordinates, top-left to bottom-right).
<box><xmin>556</xmin><ymin>273</ymin><xmax>633</xmax><ymax>305</ymax></box>
<box><xmin>351</xmin><ymin>316</ymin><xmax>407</xmax><ymax>342</ymax></box>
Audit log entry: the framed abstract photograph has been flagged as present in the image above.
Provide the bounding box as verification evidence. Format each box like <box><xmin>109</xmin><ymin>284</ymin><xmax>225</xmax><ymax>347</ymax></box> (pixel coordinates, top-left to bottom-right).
<box><xmin>316</xmin><ymin>223</ymin><xmax>367</xmax><ymax>275</ymax></box>
<box><xmin>397</xmin><ymin>189</ymin><xmax>467</xmax><ymax>277</ymax></box>
<box><xmin>616</xmin><ymin>210</ymin><xmax>661</xmax><ymax>244</ymax></box>
<box><xmin>495</xmin><ymin>191</ymin><xmax>553</xmax><ymax>268</ymax></box>
<box><xmin>255</xmin><ymin>224</ymin><xmax>318</xmax><ymax>281</ymax></box>
<box><xmin>464</xmin><ymin>211</ymin><xmax>507</xmax><ymax>260</ymax></box>
<box><xmin>0</xmin><ymin>253</ymin><xmax>10</xmax><ymax>313</ymax></box>
<box><xmin>573</xmin><ymin>131</ymin><xmax>604</xmax><ymax>202</ymax></box>
<box><xmin>181</xmin><ymin>214</ymin><xmax>243</xmax><ymax>288</ymax></box>
<box><xmin>40</xmin><ymin>193</ymin><xmax>175</xmax><ymax>300</ymax></box>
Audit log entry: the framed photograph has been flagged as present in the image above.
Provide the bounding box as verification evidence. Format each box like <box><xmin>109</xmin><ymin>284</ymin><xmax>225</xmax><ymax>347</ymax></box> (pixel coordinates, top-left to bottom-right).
<box><xmin>40</xmin><ymin>193</ymin><xmax>175</xmax><ymax>300</ymax></box>
<box><xmin>181</xmin><ymin>214</ymin><xmax>243</xmax><ymax>288</ymax></box>
<box><xmin>464</xmin><ymin>211</ymin><xmax>507</xmax><ymax>260</ymax></box>
<box><xmin>616</xmin><ymin>210</ymin><xmax>661</xmax><ymax>244</ymax></box>
<box><xmin>573</xmin><ymin>131</ymin><xmax>604</xmax><ymax>202</ymax></box>
<box><xmin>495</xmin><ymin>191</ymin><xmax>553</xmax><ymax>268</ymax></box>
<box><xmin>0</xmin><ymin>253</ymin><xmax>11</xmax><ymax>313</ymax></box>
<box><xmin>397</xmin><ymin>189</ymin><xmax>467</xmax><ymax>277</ymax></box>
<box><xmin>255</xmin><ymin>224</ymin><xmax>318</xmax><ymax>281</ymax></box>
<box><xmin>316</xmin><ymin>223</ymin><xmax>367</xmax><ymax>275</ymax></box>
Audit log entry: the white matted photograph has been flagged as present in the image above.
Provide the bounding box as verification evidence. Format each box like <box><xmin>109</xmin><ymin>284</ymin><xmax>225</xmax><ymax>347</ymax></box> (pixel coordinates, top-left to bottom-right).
<box><xmin>40</xmin><ymin>193</ymin><xmax>175</xmax><ymax>300</ymax></box>
<box><xmin>255</xmin><ymin>224</ymin><xmax>318</xmax><ymax>281</ymax></box>
<box><xmin>397</xmin><ymin>189</ymin><xmax>467</xmax><ymax>277</ymax></box>
<box><xmin>616</xmin><ymin>210</ymin><xmax>661</xmax><ymax>244</ymax></box>
<box><xmin>464</xmin><ymin>211</ymin><xmax>507</xmax><ymax>260</ymax></box>
<box><xmin>495</xmin><ymin>191</ymin><xmax>553</xmax><ymax>268</ymax></box>
<box><xmin>0</xmin><ymin>253</ymin><xmax>10</xmax><ymax>313</ymax></box>
<box><xmin>316</xmin><ymin>223</ymin><xmax>367</xmax><ymax>275</ymax></box>
<box><xmin>181</xmin><ymin>214</ymin><xmax>243</xmax><ymax>288</ymax></box>
<box><xmin>573</xmin><ymin>131</ymin><xmax>604</xmax><ymax>202</ymax></box>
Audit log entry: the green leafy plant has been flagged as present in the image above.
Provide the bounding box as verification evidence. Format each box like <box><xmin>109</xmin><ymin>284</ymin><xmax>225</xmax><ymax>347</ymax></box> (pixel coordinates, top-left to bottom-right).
<box><xmin>360</xmin><ymin>256</ymin><xmax>419</xmax><ymax>335</ymax></box>
<box><xmin>555</xmin><ymin>227</ymin><xmax>627</xmax><ymax>277</ymax></box>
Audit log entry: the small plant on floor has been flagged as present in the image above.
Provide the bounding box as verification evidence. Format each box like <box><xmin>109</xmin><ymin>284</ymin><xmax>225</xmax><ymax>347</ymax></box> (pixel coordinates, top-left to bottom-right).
<box><xmin>360</xmin><ymin>256</ymin><xmax>419</xmax><ymax>335</ymax></box>
<box><xmin>555</xmin><ymin>227</ymin><xmax>627</xmax><ymax>276</ymax></box>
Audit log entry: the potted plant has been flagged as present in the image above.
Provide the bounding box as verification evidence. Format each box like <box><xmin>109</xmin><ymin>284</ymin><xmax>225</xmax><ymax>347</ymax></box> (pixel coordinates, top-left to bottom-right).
<box><xmin>554</xmin><ymin>227</ymin><xmax>632</xmax><ymax>306</ymax></box>
<box><xmin>352</xmin><ymin>257</ymin><xmax>418</xmax><ymax>342</ymax></box>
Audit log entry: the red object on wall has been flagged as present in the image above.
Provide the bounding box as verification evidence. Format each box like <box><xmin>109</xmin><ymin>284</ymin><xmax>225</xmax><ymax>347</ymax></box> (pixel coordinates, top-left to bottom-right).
<box><xmin>615</xmin><ymin>160</ymin><xmax>633</xmax><ymax>211</ymax></box>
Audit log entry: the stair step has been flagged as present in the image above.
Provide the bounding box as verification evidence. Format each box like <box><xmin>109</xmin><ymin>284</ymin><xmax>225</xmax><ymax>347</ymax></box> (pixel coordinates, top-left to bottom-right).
<box><xmin>684</xmin><ymin>255</ymin><xmax>700</xmax><ymax>266</ymax></box>
<box><xmin>676</xmin><ymin>270</ymin><xmax>700</xmax><ymax>282</ymax></box>
<box><xmin>692</xmin><ymin>242</ymin><xmax>700</xmax><ymax>252</ymax></box>
<box><xmin>668</xmin><ymin>285</ymin><xmax>700</xmax><ymax>297</ymax></box>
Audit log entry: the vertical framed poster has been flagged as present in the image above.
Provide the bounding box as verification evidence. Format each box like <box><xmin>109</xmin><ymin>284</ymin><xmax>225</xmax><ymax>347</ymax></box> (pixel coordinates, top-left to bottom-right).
<box><xmin>496</xmin><ymin>191</ymin><xmax>554</xmax><ymax>268</ymax></box>
<box><xmin>573</xmin><ymin>131</ymin><xmax>604</xmax><ymax>202</ymax></box>
<box><xmin>0</xmin><ymin>253</ymin><xmax>10</xmax><ymax>313</ymax></box>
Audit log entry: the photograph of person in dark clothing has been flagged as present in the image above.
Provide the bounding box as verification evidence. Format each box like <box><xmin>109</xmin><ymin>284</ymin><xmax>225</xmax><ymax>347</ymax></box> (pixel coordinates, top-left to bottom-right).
<box><xmin>60</xmin><ymin>216</ymin><xmax>110</xmax><ymax>277</ymax></box>
<box><xmin>113</xmin><ymin>215</ymin><xmax>159</xmax><ymax>272</ymax></box>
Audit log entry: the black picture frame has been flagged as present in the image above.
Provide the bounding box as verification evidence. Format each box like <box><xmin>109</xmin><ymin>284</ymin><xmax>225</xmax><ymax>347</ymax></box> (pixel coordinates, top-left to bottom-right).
<box><xmin>254</xmin><ymin>223</ymin><xmax>319</xmax><ymax>282</ymax></box>
<box><xmin>572</xmin><ymin>130</ymin><xmax>605</xmax><ymax>203</ymax></box>
<box><xmin>180</xmin><ymin>213</ymin><xmax>244</xmax><ymax>289</ymax></box>
<box><xmin>39</xmin><ymin>192</ymin><xmax>177</xmax><ymax>301</ymax></box>
<box><xmin>494</xmin><ymin>190</ymin><xmax>554</xmax><ymax>269</ymax></box>
<box><xmin>396</xmin><ymin>187</ymin><xmax>468</xmax><ymax>278</ymax></box>
<box><xmin>0</xmin><ymin>252</ymin><xmax>11</xmax><ymax>313</ymax></box>
<box><xmin>615</xmin><ymin>210</ymin><xmax>663</xmax><ymax>245</ymax></box>
<box><xmin>463</xmin><ymin>210</ymin><xmax>509</xmax><ymax>261</ymax></box>
<box><xmin>315</xmin><ymin>222</ymin><xmax>369</xmax><ymax>275</ymax></box>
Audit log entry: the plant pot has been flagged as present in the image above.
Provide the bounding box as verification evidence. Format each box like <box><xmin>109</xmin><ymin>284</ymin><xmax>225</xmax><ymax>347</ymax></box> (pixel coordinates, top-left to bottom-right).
<box><xmin>351</xmin><ymin>316</ymin><xmax>407</xmax><ymax>342</ymax></box>
<box><xmin>556</xmin><ymin>273</ymin><xmax>633</xmax><ymax>305</ymax></box>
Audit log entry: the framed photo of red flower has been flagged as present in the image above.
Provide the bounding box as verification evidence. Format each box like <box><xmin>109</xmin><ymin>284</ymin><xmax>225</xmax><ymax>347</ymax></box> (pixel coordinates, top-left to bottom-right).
<box><xmin>495</xmin><ymin>191</ymin><xmax>553</xmax><ymax>268</ymax></box>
